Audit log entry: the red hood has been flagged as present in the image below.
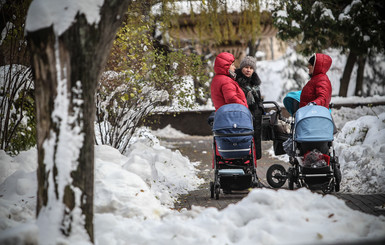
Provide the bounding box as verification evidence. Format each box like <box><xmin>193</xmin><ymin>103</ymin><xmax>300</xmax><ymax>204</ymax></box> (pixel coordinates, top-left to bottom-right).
<box><xmin>313</xmin><ymin>53</ymin><xmax>332</xmax><ymax>76</ymax></box>
<box><xmin>214</xmin><ymin>52</ymin><xmax>235</xmax><ymax>76</ymax></box>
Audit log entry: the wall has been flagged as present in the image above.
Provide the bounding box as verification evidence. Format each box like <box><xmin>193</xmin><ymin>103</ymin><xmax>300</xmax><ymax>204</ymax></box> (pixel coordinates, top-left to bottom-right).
<box><xmin>142</xmin><ymin>106</ymin><xmax>292</xmax><ymax>136</ymax></box>
<box><xmin>141</xmin><ymin>102</ymin><xmax>385</xmax><ymax>136</ymax></box>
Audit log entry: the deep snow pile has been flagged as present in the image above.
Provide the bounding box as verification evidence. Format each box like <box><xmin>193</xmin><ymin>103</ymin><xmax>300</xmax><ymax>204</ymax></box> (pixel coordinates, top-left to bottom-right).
<box><xmin>334</xmin><ymin>109</ymin><xmax>385</xmax><ymax>193</ymax></box>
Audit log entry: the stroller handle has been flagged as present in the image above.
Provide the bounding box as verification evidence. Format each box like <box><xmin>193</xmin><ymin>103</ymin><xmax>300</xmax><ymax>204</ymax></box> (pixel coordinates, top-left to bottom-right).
<box><xmin>214</xmin><ymin>131</ymin><xmax>254</xmax><ymax>137</ymax></box>
<box><xmin>262</xmin><ymin>101</ymin><xmax>281</xmax><ymax>113</ymax></box>
<box><xmin>262</xmin><ymin>101</ymin><xmax>292</xmax><ymax>124</ymax></box>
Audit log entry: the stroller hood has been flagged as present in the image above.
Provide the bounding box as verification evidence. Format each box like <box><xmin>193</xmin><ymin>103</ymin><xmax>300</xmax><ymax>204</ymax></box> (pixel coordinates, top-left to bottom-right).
<box><xmin>283</xmin><ymin>91</ymin><xmax>301</xmax><ymax>116</ymax></box>
<box><xmin>213</xmin><ymin>103</ymin><xmax>253</xmax><ymax>159</ymax></box>
<box><xmin>213</xmin><ymin>104</ymin><xmax>253</xmax><ymax>131</ymax></box>
<box><xmin>295</xmin><ymin>105</ymin><xmax>334</xmax><ymax>142</ymax></box>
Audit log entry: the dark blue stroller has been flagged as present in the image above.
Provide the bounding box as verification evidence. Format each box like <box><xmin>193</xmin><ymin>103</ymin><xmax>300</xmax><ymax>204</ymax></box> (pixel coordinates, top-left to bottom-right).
<box><xmin>266</xmin><ymin>92</ymin><xmax>341</xmax><ymax>193</ymax></box>
<box><xmin>209</xmin><ymin>103</ymin><xmax>261</xmax><ymax>199</ymax></box>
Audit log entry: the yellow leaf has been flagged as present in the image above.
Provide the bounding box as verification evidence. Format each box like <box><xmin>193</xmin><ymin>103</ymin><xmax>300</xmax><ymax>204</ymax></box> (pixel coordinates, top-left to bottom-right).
<box><xmin>121</xmin><ymin>94</ymin><xmax>129</xmax><ymax>101</ymax></box>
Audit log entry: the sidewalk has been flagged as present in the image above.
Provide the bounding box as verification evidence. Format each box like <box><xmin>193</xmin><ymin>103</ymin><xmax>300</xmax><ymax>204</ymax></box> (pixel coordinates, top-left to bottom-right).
<box><xmin>162</xmin><ymin>136</ymin><xmax>385</xmax><ymax>217</ymax></box>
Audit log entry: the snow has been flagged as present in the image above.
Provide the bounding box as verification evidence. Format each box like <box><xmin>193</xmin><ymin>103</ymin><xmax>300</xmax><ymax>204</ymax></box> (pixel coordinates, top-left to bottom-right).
<box><xmin>334</xmin><ymin>110</ymin><xmax>385</xmax><ymax>193</ymax></box>
<box><xmin>2</xmin><ymin>35</ymin><xmax>385</xmax><ymax>245</ymax></box>
<box><xmin>25</xmin><ymin>0</ymin><xmax>104</xmax><ymax>35</ymax></box>
<box><xmin>3</xmin><ymin>1</ymin><xmax>385</xmax><ymax>242</ymax></box>
<box><xmin>151</xmin><ymin>0</ymin><xmax>271</xmax><ymax>16</ymax></box>
<box><xmin>0</xmin><ymin>22</ymin><xmax>14</xmax><ymax>46</ymax></box>
<box><xmin>1</xmin><ymin>103</ymin><xmax>385</xmax><ymax>244</ymax></box>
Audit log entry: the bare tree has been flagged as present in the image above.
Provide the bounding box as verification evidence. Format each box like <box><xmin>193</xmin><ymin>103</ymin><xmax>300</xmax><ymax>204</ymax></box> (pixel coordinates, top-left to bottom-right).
<box><xmin>26</xmin><ymin>1</ymin><xmax>131</xmax><ymax>243</ymax></box>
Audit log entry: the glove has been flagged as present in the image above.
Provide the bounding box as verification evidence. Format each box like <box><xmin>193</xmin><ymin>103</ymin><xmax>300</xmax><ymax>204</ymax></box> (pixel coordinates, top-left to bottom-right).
<box><xmin>307</xmin><ymin>102</ymin><xmax>317</xmax><ymax>106</ymax></box>
<box><xmin>251</xmin><ymin>86</ymin><xmax>260</xmax><ymax>96</ymax></box>
<box><xmin>247</xmin><ymin>91</ymin><xmax>255</xmax><ymax>106</ymax></box>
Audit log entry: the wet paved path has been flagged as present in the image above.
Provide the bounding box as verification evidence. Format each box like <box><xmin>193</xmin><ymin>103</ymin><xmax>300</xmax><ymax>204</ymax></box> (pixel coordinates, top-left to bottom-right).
<box><xmin>160</xmin><ymin>136</ymin><xmax>385</xmax><ymax>217</ymax></box>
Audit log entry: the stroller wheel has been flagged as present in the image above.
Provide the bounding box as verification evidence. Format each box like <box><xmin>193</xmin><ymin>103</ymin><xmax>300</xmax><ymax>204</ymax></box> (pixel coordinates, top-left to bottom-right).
<box><xmin>322</xmin><ymin>186</ymin><xmax>333</xmax><ymax>194</ymax></box>
<box><xmin>210</xmin><ymin>181</ymin><xmax>214</xmax><ymax>198</ymax></box>
<box><xmin>215</xmin><ymin>186</ymin><xmax>220</xmax><ymax>200</ymax></box>
<box><xmin>334</xmin><ymin>165</ymin><xmax>342</xmax><ymax>193</ymax></box>
<box><xmin>266</xmin><ymin>164</ymin><xmax>287</xmax><ymax>188</ymax></box>
<box><xmin>288</xmin><ymin>177</ymin><xmax>294</xmax><ymax>190</ymax></box>
<box><xmin>322</xmin><ymin>180</ymin><xmax>335</xmax><ymax>194</ymax></box>
<box><xmin>335</xmin><ymin>182</ymin><xmax>340</xmax><ymax>192</ymax></box>
<box><xmin>287</xmin><ymin>167</ymin><xmax>297</xmax><ymax>190</ymax></box>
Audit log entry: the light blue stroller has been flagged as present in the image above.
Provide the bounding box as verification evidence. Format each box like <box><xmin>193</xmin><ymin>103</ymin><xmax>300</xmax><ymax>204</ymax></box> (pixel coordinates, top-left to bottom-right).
<box><xmin>266</xmin><ymin>91</ymin><xmax>341</xmax><ymax>193</ymax></box>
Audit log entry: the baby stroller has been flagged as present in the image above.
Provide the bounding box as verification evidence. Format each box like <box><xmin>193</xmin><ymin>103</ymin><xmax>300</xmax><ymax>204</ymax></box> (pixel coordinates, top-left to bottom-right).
<box><xmin>208</xmin><ymin>103</ymin><xmax>261</xmax><ymax>200</ymax></box>
<box><xmin>266</xmin><ymin>92</ymin><xmax>341</xmax><ymax>193</ymax></box>
<box><xmin>261</xmin><ymin>101</ymin><xmax>291</xmax><ymax>155</ymax></box>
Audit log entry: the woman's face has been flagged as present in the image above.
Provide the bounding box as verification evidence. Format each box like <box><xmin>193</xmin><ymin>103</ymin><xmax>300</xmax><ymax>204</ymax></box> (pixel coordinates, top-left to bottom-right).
<box><xmin>241</xmin><ymin>65</ymin><xmax>254</xmax><ymax>78</ymax></box>
<box><xmin>307</xmin><ymin>63</ymin><xmax>314</xmax><ymax>75</ymax></box>
<box><xmin>229</xmin><ymin>63</ymin><xmax>236</xmax><ymax>73</ymax></box>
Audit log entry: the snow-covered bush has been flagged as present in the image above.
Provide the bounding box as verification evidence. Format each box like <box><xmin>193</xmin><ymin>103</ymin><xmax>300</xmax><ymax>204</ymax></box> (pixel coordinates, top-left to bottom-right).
<box><xmin>95</xmin><ymin>6</ymin><xmax>208</xmax><ymax>153</ymax></box>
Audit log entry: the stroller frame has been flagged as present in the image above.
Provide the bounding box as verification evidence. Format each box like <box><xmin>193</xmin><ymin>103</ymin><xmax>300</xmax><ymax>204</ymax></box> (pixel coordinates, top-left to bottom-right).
<box><xmin>210</xmin><ymin>136</ymin><xmax>260</xmax><ymax>199</ymax></box>
<box><xmin>208</xmin><ymin>104</ymin><xmax>262</xmax><ymax>200</ymax></box>
<box><xmin>265</xmin><ymin>102</ymin><xmax>341</xmax><ymax>194</ymax></box>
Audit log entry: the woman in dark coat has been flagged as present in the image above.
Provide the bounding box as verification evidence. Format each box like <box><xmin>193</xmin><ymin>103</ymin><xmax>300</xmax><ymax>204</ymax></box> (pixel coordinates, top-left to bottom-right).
<box><xmin>235</xmin><ymin>56</ymin><xmax>264</xmax><ymax>160</ymax></box>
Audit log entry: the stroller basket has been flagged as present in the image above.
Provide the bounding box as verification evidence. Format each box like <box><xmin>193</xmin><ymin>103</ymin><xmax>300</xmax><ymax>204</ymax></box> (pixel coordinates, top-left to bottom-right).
<box><xmin>300</xmin><ymin>166</ymin><xmax>333</xmax><ymax>190</ymax></box>
<box><xmin>219</xmin><ymin>168</ymin><xmax>252</xmax><ymax>191</ymax></box>
<box><xmin>213</xmin><ymin>104</ymin><xmax>254</xmax><ymax>159</ymax></box>
<box><xmin>220</xmin><ymin>174</ymin><xmax>252</xmax><ymax>190</ymax></box>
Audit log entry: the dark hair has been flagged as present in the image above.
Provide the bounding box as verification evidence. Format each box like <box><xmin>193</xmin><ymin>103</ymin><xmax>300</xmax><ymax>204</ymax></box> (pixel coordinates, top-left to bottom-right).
<box><xmin>308</xmin><ymin>55</ymin><xmax>315</xmax><ymax>66</ymax></box>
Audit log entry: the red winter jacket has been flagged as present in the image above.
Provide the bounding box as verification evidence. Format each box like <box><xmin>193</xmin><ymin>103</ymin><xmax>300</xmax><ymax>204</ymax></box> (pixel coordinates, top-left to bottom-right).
<box><xmin>210</xmin><ymin>52</ymin><xmax>248</xmax><ymax>111</ymax></box>
<box><xmin>300</xmin><ymin>53</ymin><xmax>333</xmax><ymax>109</ymax></box>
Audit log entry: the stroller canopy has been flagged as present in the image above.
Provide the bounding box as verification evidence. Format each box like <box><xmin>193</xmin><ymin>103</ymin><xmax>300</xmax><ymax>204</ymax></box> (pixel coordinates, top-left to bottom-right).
<box><xmin>213</xmin><ymin>104</ymin><xmax>253</xmax><ymax>159</ymax></box>
<box><xmin>283</xmin><ymin>91</ymin><xmax>301</xmax><ymax>116</ymax></box>
<box><xmin>213</xmin><ymin>104</ymin><xmax>253</xmax><ymax>132</ymax></box>
<box><xmin>295</xmin><ymin>105</ymin><xmax>334</xmax><ymax>142</ymax></box>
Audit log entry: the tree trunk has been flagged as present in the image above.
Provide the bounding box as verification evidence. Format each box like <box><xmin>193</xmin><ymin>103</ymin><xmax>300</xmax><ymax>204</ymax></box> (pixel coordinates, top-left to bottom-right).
<box><xmin>355</xmin><ymin>55</ymin><xmax>366</xmax><ymax>96</ymax></box>
<box><xmin>247</xmin><ymin>38</ymin><xmax>260</xmax><ymax>57</ymax></box>
<box><xmin>339</xmin><ymin>50</ymin><xmax>357</xmax><ymax>97</ymax></box>
<box><xmin>27</xmin><ymin>1</ymin><xmax>131</xmax><ymax>243</ymax></box>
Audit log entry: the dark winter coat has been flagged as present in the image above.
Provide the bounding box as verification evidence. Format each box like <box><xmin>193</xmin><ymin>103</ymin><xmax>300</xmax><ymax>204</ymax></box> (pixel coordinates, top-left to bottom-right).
<box><xmin>210</xmin><ymin>52</ymin><xmax>248</xmax><ymax>111</ymax></box>
<box><xmin>300</xmin><ymin>53</ymin><xmax>332</xmax><ymax>108</ymax></box>
<box><xmin>234</xmin><ymin>69</ymin><xmax>263</xmax><ymax>113</ymax></box>
<box><xmin>235</xmin><ymin>68</ymin><xmax>264</xmax><ymax>160</ymax></box>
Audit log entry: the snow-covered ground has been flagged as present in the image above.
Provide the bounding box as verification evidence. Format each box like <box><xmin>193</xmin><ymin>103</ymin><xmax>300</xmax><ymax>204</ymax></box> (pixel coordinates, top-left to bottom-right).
<box><xmin>1</xmin><ymin>104</ymin><xmax>385</xmax><ymax>245</ymax></box>
<box><xmin>2</xmin><ymin>0</ymin><xmax>383</xmax><ymax>243</ymax></box>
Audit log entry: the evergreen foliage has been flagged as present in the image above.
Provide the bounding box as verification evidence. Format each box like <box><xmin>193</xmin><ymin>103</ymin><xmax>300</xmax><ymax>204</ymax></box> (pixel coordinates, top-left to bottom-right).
<box><xmin>270</xmin><ymin>0</ymin><xmax>385</xmax><ymax>96</ymax></box>
<box><xmin>271</xmin><ymin>0</ymin><xmax>384</xmax><ymax>55</ymax></box>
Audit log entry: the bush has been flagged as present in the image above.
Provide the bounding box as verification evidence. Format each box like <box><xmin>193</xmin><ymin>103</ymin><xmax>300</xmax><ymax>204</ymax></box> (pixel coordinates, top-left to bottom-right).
<box><xmin>96</xmin><ymin>9</ymin><xmax>208</xmax><ymax>153</ymax></box>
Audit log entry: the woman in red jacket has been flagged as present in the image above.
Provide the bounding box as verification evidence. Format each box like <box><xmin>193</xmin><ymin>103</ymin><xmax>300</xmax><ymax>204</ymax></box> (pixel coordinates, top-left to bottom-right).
<box><xmin>300</xmin><ymin>53</ymin><xmax>332</xmax><ymax>108</ymax></box>
<box><xmin>210</xmin><ymin>52</ymin><xmax>248</xmax><ymax>111</ymax></box>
